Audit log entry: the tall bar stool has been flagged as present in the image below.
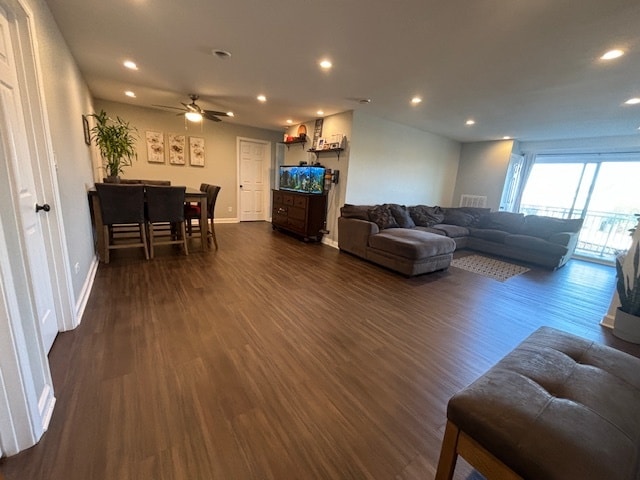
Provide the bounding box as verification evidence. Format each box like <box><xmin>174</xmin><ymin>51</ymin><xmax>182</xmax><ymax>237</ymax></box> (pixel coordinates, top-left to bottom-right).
<box><xmin>94</xmin><ymin>183</ymin><xmax>149</xmax><ymax>263</ymax></box>
<box><xmin>145</xmin><ymin>186</ymin><xmax>189</xmax><ymax>258</ymax></box>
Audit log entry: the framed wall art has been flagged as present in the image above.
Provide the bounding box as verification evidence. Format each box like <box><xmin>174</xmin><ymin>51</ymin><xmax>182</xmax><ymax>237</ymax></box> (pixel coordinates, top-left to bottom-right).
<box><xmin>189</xmin><ymin>137</ymin><xmax>205</xmax><ymax>167</ymax></box>
<box><xmin>168</xmin><ymin>134</ymin><xmax>186</xmax><ymax>165</ymax></box>
<box><xmin>145</xmin><ymin>131</ymin><xmax>165</xmax><ymax>163</ymax></box>
<box><xmin>82</xmin><ymin>115</ymin><xmax>91</xmax><ymax>146</ymax></box>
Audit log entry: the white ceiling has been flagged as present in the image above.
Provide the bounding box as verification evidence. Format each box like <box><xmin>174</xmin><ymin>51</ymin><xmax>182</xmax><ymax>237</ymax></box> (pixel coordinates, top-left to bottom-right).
<box><xmin>45</xmin><ymin>0</ymin><xmax>640</xmax><ymax>143</ymax></box>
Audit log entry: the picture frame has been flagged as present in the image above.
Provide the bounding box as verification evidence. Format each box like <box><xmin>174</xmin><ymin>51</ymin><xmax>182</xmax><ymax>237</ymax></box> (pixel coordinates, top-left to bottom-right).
<box><xmin>315</xmin><ymin>138</ymin><xmax>325</xmax><ymax>151</ymax></box>
<box><xmin>82</xmin><ymin>115</ymin><xmax>91</xmax><ymax>146</ymax></box>
<box><xmin>328</xmin><ymin>142</ymin><xmax>340</xmax><ymax>150</ymax></box>
<box><xmin>145</xmin><ymin>131</ymin><xmax>165</xmax><ymax>163</ymax></box>
<box><xmin>168</xmin><ymin>134</ymin><xmax>186</xmax><ymax>165</ymax></box>
<box><xmin>189</xmin><ymin>137</ymin><xmax>205</xmax><ymax>167</ymax></box>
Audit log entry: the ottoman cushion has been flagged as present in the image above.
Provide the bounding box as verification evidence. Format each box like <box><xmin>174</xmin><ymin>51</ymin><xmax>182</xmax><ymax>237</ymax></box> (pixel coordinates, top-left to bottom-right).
<box><xmin>447</xmin><ymin>326</ymin><xmax>640</xmax><ymax>480</ymax></box>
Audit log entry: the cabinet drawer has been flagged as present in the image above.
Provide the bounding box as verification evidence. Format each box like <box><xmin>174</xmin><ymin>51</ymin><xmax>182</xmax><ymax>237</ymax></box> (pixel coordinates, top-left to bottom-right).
<box><xmin>282</xmin><ymin>194</ymin><xmax>294</xmax><ymax>206</ymax></box>
<box><xmin>273</xmin><ymin>205</ymin><xmax>288</xmax><ymax>216</ymax></box>
<box><xmin>293</xmin><ymin>196</ymin><xmax>308</xmax><ymax>208</ymax></box>
<box><xmin>273</xmin><ymin>191</ymin><xmax>284</xmax><ymax>205</ymax></box>
<box><xmin>288</xmin><ymin>207</ymin><xmax>306</xmax><ymax>220</ymax></box>
<box><xmin>287</xmin><ymin>218</ymin><xmax>305</xmax><ymax>230</ymax></box>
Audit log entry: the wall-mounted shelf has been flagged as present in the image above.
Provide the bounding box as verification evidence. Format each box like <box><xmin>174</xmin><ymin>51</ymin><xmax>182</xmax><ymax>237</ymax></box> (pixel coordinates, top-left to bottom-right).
<box><xmin>280</xmin><ymin>138</ymin><xmax>307</xmax><ymax>150</ymax></box>
<box><xmin>308</xmin><ymin>148</ymin><xmax>344</xmax><ymax>160</ymax></box>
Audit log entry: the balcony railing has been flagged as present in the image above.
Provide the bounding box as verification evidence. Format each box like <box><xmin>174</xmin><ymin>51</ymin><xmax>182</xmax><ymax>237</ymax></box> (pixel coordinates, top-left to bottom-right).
<box><xmin>520</xmin><ymin>204</ymin><xmax>636</xmax><ymax>262</ymax></box>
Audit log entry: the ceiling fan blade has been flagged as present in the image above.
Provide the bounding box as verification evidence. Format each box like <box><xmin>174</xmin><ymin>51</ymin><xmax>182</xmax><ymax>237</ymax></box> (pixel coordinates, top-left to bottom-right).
<box><xmin>152</xmin><ymin>104</ymin><xmax>188</xmax><ymax>112</ymax></box>
<box><xmin>203</xmin><ymin>112</ymin><xmax>222</xmax><ymax>122</ymax></box>
<box><xmin>204</xmin><ymin>109</ymin><xmax>230</xmax><ymax>117</ymax></box>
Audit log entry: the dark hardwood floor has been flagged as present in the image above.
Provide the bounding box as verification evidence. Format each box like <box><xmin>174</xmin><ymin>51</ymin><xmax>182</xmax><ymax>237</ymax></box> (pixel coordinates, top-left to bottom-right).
<box><xmin>2</xmin><ymin>222</ymin><xmax>638</xmax><ymax>480</ymax></box>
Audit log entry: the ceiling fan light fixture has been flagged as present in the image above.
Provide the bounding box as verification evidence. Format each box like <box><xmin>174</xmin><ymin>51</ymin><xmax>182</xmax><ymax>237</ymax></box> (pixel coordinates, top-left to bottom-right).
<box><xmin>226</xmin><ymin>111</ymin><xmax>234</xmax><ymax>117</ymax></box>
<box><xmin>185</xmin><ymin>111</ymin><xmax>203</xmax><ymax>122</ymax></box>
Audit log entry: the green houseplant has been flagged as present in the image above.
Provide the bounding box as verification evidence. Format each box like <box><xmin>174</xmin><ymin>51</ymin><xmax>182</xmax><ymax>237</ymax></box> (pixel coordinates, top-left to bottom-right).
<box><xmin>89</xmin><ymin>110</ymin><xmax>138</xmax><ymax>181</ymax></box>
<box><xmin>613</xmin><ymin>215</ymin><xmax>640</xmax><ymax>343</ymax></box>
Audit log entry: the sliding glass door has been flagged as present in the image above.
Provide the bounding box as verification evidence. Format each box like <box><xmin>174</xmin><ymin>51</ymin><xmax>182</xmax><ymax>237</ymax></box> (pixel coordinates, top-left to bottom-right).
<box><xmin>518</xmin><ymin>156</ymin><xmax>639</xmax><ymax>264</ymax></box>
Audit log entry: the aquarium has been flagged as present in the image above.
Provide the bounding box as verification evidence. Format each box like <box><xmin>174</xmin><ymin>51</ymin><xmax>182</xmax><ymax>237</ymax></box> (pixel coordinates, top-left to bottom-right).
<box><xmin>278</xmin><ymin>165</ymin><xmax>325</xmax><ymax>194</ymax></box>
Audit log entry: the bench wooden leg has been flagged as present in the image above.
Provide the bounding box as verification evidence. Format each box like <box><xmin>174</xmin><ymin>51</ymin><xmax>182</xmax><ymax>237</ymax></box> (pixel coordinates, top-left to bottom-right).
<box><xmin>435</xmin><ymin>420</ymin><xmax>460</xmax><ymax>480</ymax></box>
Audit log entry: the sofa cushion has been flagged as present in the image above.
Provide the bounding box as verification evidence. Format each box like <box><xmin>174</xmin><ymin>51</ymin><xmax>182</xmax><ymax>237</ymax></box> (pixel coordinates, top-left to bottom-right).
<box><xmin>415</xmin><ymin>226</ymin><xmax>447</xmax><ymax>236</ymax></box>
<box><xmin>478</xmin><ymin>211</ymin><xmax>525</xmax><ymax>233</ymax></box>
<box><xmin>468</xmin><ymin>228</ymin><xmax>510</xmax><ymax>243</ymax></box>
<box><xmin>521</xmin><ymin>215</ymin><xmax>584</xmax><ymax>239</ymax></box>
<box><xmin>389</xmin><ymin>204</ymin><xmax>416</xmax><ymax>229</ymax></box>
<box><xmin>443</xmin><ymin>207</ymin><xmax>491</xmax><ymax>226</ymax></box>
<box><xmin>505</xmin><ymin>234</ymin><xmax>569</xmax><ymax>256</ymax></box>
<box><xmin>340</xmin><ymin>204</ymin><xmax>374</xmax><ymax>221</ymax></box>
<box><xmin>368</xmin><ymin>229</ymin><xmax>455</xmax><ymax>260</ymax></box>
<box><xmin>431</xmin><ymin>224</ymin><xmax>470</xmax><ymax>238</ymax></box>
<box><xmin>368</xmin><ymin>204</ymin><xmax>399</xmax><ymax>230</ymax></box>
<box><xmin>408</xmin><ymin>205</ymin><xmax>445</xmax><ymax>227</ymax></box>
<box><xmin>442</xmin><ymin>210</ymin><xmax>475</xmax><ymax>227</ymax></box>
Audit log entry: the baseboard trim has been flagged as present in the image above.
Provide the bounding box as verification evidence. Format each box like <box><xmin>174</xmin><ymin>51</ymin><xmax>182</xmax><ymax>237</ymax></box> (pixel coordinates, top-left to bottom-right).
<box><xmin>72</xmin><ymin>256</ymin><xmax>99</xmax><ymax>329</ymax></box>
<box><xmin>600</xmin><ymin>314</ymin><xmax>615</xmax><ymax>329</ymax></box>
<box><xmin>38</xmin><ymin>384</ymin><xmax>55</xmax><ymax>433</ymax></box>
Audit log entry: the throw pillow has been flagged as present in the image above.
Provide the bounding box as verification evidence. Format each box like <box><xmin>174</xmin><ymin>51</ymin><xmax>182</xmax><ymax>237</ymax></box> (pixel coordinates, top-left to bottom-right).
<box><xmin>442</xmin><ymin>210</ymin><xmax>475</xmax><ymax>227</ymax></box>
<box><xmin>408</xmin><ymin>205</ymin><xmax>445</xmax><ymax>227</ymax></box>
<box><xmin>341</xmin><ymin>204</ymin><xmax>373</xmax><ymax>221</ymax></box>
<box><xmin>389</xmin><ymin>204</ymin><xmax>416</xmax><ymax>229</ymax></box>
<box><xmin>368</xmin><ymin>204</ymin><xmax>399</xmax><ymax>230</ymax></box>
<box><xmin>478</xmin><ymin>211</ymin><xmax>525</xmax><ymax>233</ymax></box>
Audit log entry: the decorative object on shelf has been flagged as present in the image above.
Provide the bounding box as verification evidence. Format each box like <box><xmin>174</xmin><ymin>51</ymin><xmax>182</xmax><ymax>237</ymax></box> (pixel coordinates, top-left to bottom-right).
<box><xmin>312</xmin><ymin>118</ymin><xmax>323</xmax><ymax>147</ymax></box>
<box><xmin>613</xmin><ymin>214</ymin><xmax>640</xmax><ymax>343</ymax></box>
<box><xmin>189</xmin><ymin>136</ymin><xmax>205</xmax><ymax>167</ymax></box>
<box><xmin>146</xmin><ymin>131</ymin><xmax>165</xmax><ymax>163</ymax></box>
<box><xmin>88</xmin><ymin>109</ymin><xmax>138</xmax><ymax>182</ymax></box>
<box><xmin>297</xmin><ymin>124</ymin><xmax>307</xmax><ymax>141</ymax></box>
<box><xmin>168</xmin><ymin>134</ymin><xmax>186</xmax><ymax>165</ymax></box>
<box><xmin>316</xmin><ymin>138</ymin><xmax>325</xmax><ymax>150</ymax></box>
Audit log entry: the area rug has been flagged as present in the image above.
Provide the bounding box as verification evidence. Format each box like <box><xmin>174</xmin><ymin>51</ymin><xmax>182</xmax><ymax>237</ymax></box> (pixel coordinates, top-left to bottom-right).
<box><xmin>451</xmin><ymin>254</ymin><xmax>530</xmax><ymax>282</ymax></box>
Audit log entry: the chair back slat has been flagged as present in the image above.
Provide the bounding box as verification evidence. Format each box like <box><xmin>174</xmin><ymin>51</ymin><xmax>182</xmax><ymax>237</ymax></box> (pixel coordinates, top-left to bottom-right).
<box><xmin>206</xmin><ymin>185</ymin><xmax>221</xmax><ymax>218</ymax></box>
<box><xmin>95</xmin><ymin>184</ymin><xmax>145</xmax><ymax>225</ymax></box>
<box><xmin>146</xmin><ymin>186</ymin><xmax>186</xmax><ymax>223</ymax></box>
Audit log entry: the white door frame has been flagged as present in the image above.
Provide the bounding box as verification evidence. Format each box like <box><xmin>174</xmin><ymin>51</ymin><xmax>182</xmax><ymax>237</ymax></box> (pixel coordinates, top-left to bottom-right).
<box><xmin>0</xmin><ymin>0</ymin><xmax>74</xmax><ymax>454</ymax></box>
<box><xmin>236</xmin><ymin>137</ymin><xmax>272</xmax><ymax>221</ymax></box>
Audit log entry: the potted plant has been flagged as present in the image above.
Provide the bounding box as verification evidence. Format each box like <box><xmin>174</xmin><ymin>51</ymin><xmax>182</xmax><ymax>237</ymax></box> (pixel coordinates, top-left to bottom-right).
<box><xmin>613</xmin><ymin>214</ymin><xmax>640</xmax><ymax>343</ymax></box>
<box><xmin>89</xmin><ymin>110</ymin><xmax>138</xmax><ymax>182</ymax></box>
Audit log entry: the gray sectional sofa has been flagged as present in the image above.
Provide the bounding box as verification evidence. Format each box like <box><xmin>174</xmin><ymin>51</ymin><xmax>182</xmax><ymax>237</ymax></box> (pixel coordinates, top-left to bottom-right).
<box><xmin>338</xmin><ymin>204</ymin><xmax>584</xmax><ymax>276</ymax></box>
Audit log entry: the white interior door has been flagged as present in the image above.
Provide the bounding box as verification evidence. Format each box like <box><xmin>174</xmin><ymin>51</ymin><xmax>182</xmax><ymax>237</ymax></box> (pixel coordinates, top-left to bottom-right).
<box><xmin>0</xmin><ymin>9</ymin><xmax>58</xmax><ymax>352</ymax></box>
<box><xmin>238</xmin><ymin>138</ymin><xmax>270</xmax><ymax>221</ymax></box>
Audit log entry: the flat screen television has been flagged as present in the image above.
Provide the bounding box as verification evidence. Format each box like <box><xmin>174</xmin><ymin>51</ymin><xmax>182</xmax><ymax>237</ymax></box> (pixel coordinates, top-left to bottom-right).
<box><xmin>278</xmin><ymin>165</ymin><xmax>325</xmax><ymax>194</ymax></box>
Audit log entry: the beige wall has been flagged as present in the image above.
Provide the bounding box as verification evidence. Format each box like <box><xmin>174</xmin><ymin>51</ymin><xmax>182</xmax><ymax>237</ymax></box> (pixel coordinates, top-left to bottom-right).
<box><xmin>93</xmin><ymin>99</ymin><xmax>283</xmax><ymax>220</ymax></box>
<box><xmin>346</xmin><ymin>111</ymin><xmax>461</xmax><ymax>207</ymax></box>
<box><xmin>452</xmin><ymin>140</ymin><xmax>514</xmax><ymax>210</ymax></box>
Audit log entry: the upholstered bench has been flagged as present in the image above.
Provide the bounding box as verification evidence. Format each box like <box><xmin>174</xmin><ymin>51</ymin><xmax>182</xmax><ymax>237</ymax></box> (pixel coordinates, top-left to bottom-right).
<box><xmin>435</xmin><ymin>326</ymin><xmax>640</xmax><ymax>480</ymax></box>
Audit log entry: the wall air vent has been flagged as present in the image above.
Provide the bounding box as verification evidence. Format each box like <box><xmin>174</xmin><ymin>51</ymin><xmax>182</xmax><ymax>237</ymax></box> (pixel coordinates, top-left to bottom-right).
<box><xmin>460</xmin><ymin>195</ymin><xmax>487</xmax><ymax>208</ymax></box>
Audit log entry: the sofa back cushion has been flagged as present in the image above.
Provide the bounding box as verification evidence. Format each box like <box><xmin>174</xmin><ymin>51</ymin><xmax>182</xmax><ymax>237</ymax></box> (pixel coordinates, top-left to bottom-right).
<box><xmin>408</xmin><ymin>205</ymin><xmax>445</xmax><ymax>227</ymax></box>
<box><xmin>340</xmin><ymin>204</ymin><xmax>374</xmax><ymax>221</ymax></box>
<box><xmin>520</xmin><ymin>215</ymin><xmax>584</xmax><ymax>239</ymax></box>
<box><xmin>442</xmin><ymin>207</ymin><xmax>491</xmax><ymax>226</ymax></box>
<box><xmin>478</xmin><ymin>211</ymin><xmax>525</xmax><ymax>233</ymax></box>
<box><xmin>368</xmin><ymin>204</ymin><xmax>399</xmax><ymax>229</ymax></box>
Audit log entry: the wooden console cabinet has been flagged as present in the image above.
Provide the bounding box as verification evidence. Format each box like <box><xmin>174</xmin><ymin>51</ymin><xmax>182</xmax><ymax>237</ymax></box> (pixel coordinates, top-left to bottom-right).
<box><xmin>271</xmin><ymin>189</ymin><xmax>327</xmax><ymax>241</ymax></box>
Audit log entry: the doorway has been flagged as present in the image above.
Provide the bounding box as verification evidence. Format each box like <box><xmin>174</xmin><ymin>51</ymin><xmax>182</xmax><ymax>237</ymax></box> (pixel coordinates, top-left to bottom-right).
<box><xmin>519</xmin><ymin>156</ymin><xmax>640</xmax><ymax>263</ymax></box>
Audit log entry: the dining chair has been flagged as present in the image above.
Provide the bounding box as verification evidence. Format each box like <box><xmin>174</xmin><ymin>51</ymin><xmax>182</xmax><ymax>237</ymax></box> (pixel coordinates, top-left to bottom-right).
<box><xmin>185</xmin><ymin>184</ymin><xmax>220</xmax><ymax>250</ymax></box>
<box><xmin>145</xmin><ymin>185</ymin><xmax>189</xmax><ymax>258</ymax></box>
<box><xmin>94</xmin><ymin>183</ymin><xmax>149</xmax><ymax>263</ymax></box>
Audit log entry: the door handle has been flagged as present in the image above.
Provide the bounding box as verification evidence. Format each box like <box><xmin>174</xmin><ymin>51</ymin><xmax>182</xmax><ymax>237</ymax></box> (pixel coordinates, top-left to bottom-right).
<box><xmin>35</xmin><ymin>203</ymin><xmax>51</xmax><ymax>213</ymax></box>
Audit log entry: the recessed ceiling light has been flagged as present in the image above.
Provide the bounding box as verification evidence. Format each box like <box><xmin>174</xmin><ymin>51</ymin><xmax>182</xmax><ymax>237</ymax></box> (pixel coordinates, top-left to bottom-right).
<box><xmin>212</xmin><ymin>49</ymin><xmax>232</xmax><ymax>59</ymax></box>
<box><xmin>317</xmin><ymin>110</ymin><xmax>324</xmax><ymax>116</ymax></box>
<box><xmin>503</xmin><ymin>136</ymin><xmax>511</xmax><ymax>140</ymax></box>
<box><xmin>601</xmin><ymin>49</ymin><xmax>624</xmax><ymax>60</ymax></box>
<box><xmin>257</xmin><ymin>94</ymin><xmax>267</xmax><ymax>102</ymax></box>
<box><xmin>286</xmin><ymin>119</ymin><xmax>293</xmax><ymax>124</ymax></box>
<box><xmin>123</xmin><ymin>60</ymin><xmax>138</xmax><ymax>70</ymax></box>
<box><xmin>411</xmin><ymin>96</ymin><xmax>422</xmax><ymax>105</ymax></box>
<box><xmin>319</xmin><ymin>59</ymin><xmax>332</xmax><ymax>69</ymax></box>
<box><xmin>465</xmin><ymin>119</ymin><xmax>475</xmax><ymax>125</ymax></box>
<box><xmin>624</xmin><ymin>97</ymin><xmax>640</xmax><ymax>105</ymax></box>
<box><xmin>124</xmin><ymin>91</ymin><xmax>136</xmax><ymax>98</ymax></box>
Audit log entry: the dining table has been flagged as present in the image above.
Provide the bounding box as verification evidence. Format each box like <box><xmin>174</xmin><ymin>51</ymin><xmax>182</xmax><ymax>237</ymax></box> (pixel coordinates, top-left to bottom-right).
<box><xmin>88</xmin><ymin>185</ymin><xmax>208</xmax><ymax>262</ymax></box>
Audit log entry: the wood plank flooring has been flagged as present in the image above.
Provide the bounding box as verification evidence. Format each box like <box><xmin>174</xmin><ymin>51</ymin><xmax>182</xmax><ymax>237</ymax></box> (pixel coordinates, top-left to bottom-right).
<box><xmin>2</xmin><ymin>221</ymin><xmax>639</xmax><ymax>480</ymax></box>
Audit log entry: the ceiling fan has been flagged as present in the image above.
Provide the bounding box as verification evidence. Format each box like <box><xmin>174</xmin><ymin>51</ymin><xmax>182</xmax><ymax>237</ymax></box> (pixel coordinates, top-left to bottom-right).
<box><xmin>153</xmin><ymin>94</ymin><xmax>232</xmax><ymax>122</ymax></box>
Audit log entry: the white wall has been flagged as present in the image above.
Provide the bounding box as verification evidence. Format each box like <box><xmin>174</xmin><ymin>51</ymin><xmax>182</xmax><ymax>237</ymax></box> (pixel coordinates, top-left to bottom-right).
<box><xmin>452</xmin><ymin>140</ymin><xmax>514</xmax><ymax>211</ymax></box>
<box><xmin>94</xmin><ymin>100</ymin><xmax>283</xmax><ymax>221</ymax></box>
<box><xmin>346</xmin><ymin>111</ymin><xmax>460</xmax><ymax>207</ymax></box>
